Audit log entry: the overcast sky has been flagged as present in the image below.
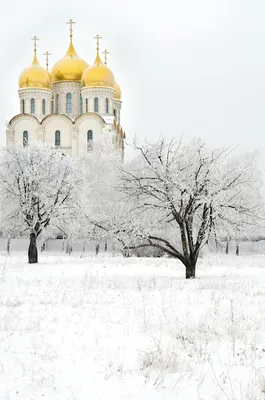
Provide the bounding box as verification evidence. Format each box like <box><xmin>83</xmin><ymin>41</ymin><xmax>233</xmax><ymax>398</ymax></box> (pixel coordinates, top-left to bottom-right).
<box><xmin>1</xmin><ymin>0</ymin><xmax>265</xmax><ymax>161</ymax></box>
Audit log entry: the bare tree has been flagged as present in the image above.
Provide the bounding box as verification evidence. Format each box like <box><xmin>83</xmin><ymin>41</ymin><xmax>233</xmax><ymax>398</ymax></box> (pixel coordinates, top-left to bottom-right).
<box><xmin>116</xmin><ymin>138</ymin><xmax>263</xmax><ymax>278</ymax></box>
<box><xmin>0</xmin><ymin>142</ymin><xmax>78</xmax><ymax>263</ymax></box>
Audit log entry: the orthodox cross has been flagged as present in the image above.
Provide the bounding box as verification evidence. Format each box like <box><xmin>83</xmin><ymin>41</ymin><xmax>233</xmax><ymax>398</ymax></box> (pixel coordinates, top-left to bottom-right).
<box><xmin>102</xmin><ymin>49</ymin><xmax>110</xmax><ymax>66</ymax></box>
<box><xmin>94</xmin><ymin>34</ymin><xmax>102</xmax><ymax>52</ymax></box>
<box><xmin>31</xmin><ymin>35</ymin><xmax>39</xmax><ymax>55</ymax></box>
<box><xmin>67</xmin><ymin>19</ymin><xmax>76</xmax><ymax>38</ymax></box>
<box><xmin>43</xmin><ymin>51</ymin><xmax>51</xmax><ymax>70</ymax></box>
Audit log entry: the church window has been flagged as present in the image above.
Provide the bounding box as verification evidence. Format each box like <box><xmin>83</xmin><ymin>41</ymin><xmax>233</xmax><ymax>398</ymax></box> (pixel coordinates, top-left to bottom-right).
<box><xmin>94</xmin><ymin>97</ymin><xmax>99</xmax><ymax>113</ymax></box>
<box><xmin>55</xmin><ymin>130</ymin><xmax>61</xmax><ymax>146</ymax></box>
<box><xmin>80</xmin><ymin>95</ymin><xmax>83</xmax><ymax>114</ymax></box>
<box><xmin>87</xmin><ymin>130</ymin><xmax>93</xmax><ymax>151</ymax></box>
<box><xmin>21</xmin><ymin>99</ymin><xmax>25</xmax><ymax>113</ymax></box>
<box><xmin>42</xmin><ymin>99</ymin><xmax>45</xmax><ymax>115</ymax></box>
<box><xmin>23</xmin><ymin>131</ymin><xmax>28</xmax><ymax>147</ymax></box>
<box><xmin>55</xmin><ymin>94</ymin><xmax>59</xmax><ymax>113</ymax></box>
<box><xmin>105</xmin><ymin>98</ymin><xmax>109</xmax><ymax>114</ymax></box>
<box><xmin>30</xmin><ymin>98</ymin><xmax>35</xmax><ymax>114</ymax></box>
<box><xmin>66</xmin><ymin>93</ymin><xmax>72</xmax><ymax>114</ymax></box>
<box><xmin>87</xmin><ymin>130</ymin><xmax>93</xmax><ymax>141</ymax></box>
<box><xmin>86</xmin><ymin>98</ymin><xmax>88</xmax><ymax>113</ymax></box>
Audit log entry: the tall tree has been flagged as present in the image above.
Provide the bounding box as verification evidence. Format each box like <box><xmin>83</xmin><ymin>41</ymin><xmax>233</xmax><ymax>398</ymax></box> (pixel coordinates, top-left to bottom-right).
<box><xmin>0</xmin><ymin>142</ymin><xmax>78</xmax><ymax>263</ymax></box>
<box><xmin>116</xmin><ymin>138</ymin><xmax>263</xmax><ymax>278</ymax></box>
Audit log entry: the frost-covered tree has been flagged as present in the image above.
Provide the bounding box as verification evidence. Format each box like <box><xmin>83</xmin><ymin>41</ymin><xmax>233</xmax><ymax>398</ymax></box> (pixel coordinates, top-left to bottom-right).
<box><xmin>117</xmin><ymin>138</ymin><xmax>263</xmax><ymax>278</ymax></box>
<box><xmin>77</xmin><ymin>128</ymin><xmax>124</xmax><ymax>249</ymax></box>
<box><xmin>0</xmin><ymin>142</ymin><xmax>78</xmax><ymax>263</ymax></box>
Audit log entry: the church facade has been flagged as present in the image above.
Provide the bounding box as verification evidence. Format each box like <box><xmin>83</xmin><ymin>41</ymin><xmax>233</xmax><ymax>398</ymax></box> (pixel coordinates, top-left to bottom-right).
<box><xmin>5</xmin><ymin>21</ymin><xmax>125</xmax><ymax>159</ymax></box>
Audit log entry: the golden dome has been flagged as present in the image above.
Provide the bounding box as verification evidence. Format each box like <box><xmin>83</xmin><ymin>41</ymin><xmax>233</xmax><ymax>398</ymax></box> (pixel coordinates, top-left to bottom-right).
<box><xmin>82</xmin><ymin>52</ymin><xmax>115</xmax><ymax>88</ymax></box>
<box><xmin>18</xmin><ymin>52</ymin><xmax>51</xmax><ymax>89</ymax></box>
<box><xmin>51</xmin><ymin>39</ymin><xmax>88</xmax><ymax>83</ymax></box>
<box><xmin>114</xmin><ymin>81</ymin><xmax>121</xmax><ymax>100</ymax></box>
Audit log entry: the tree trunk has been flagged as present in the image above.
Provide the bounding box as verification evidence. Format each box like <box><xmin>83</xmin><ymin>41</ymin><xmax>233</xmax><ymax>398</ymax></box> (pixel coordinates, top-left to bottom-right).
<box><xmin>7</xmin><ymin>238</ymin><xmax>10</xmax><ymax>255</ymax></box>
<box><xmin>236</xmin><ymin>242</ymin><xmax>239</xmax><ymax>256</ymax></box>
<box><xmin>95</xmin><ymin>242</ymin><xmax>99</xmax><ymax>256</ymax></box>
<box><xmin>82</xmin><ymin>240</ymin><xmax>86</xmax><ymax>254</ymax></box>
<box><xmin>225</xmin><ymin>240</ymin><xmax>229</xmax><ymax>254</ymax></box>
<box><xmin>66</xmin><ymin>241</ymin><xmax>72</xmax><ymax>255</ymax></box>
<box><xmin>28</xmin><ymin>233</ymin><xmax>38</xmax><ymax>264</ymax></box>
<box><xmin>185</xmin><ymin>261</ymin><xmax>196</xmax><ymax>279</ymax></box>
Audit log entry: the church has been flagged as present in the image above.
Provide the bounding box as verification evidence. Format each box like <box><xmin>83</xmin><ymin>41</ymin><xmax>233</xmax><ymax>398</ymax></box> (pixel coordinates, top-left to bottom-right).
<box><xmin>5</xmin><ymin>20</ymin><xmax>125</xmax><ymax>159</ymax></box>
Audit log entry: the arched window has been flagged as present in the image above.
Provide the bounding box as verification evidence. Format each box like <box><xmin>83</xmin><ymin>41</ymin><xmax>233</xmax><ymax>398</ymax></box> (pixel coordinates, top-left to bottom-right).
<box><xmin>87</xmin><ymin>130</ymin><xmax>93</xmax><ymax>151</ymax></box>
<box><xmin>21</xmin><ymin>99</ymin><xmax>25</xmax><ymax>114</ymax></box>
<box><xmin>66</xmin><ymin>93</ymin><xmax>72</xmax><ymax>114</ymax></box>
<box><xmin>80</xmin><ymin>95</ymin><xmax>83</xmax><ymax>114</ymax></box>
<box><xmin>42</xmin><ymin>99</ymin><xmax>45</xmax><ymax>115</ymax></box>
<box><xmin>105</xmin><ymin>98</ymin><xmax>109</xmax><ymax>114</ymax></box>
<box><xmin>86</xmin><ymin>98</ymin><xmax>88</xmax><ymax>113</ymax></box>
<box><xmin>87</xmin><ymin>130</ymin><xmax>93</xmax><ymax>141</ymax></box>
<box><xmin>55</xmin><ymin>130</ymin><xmax>61</xmax><ymax>146</ymax></box>
<box><xmin>94</xmin><ymin>97</ymin><xmax>99</xmax><ymax>113</ymax></box>
<box><xmin>23</xmin><ymin>131</ymin><xmax>28</xmax><ymax>147</ymax></box>
<box><xmin>55</xmin><ymin>94</ymin><xmax>59</xmax><ymax>113</ymax></box>
<box><xmin>113</xmin><ymin>109</ymin><xmax>116</xmax><ymax>118</ymax></box>
<box><xmin>30</xmin><ymin>98</ymin><xmax>35</xmax><ymax>114</ymax></box>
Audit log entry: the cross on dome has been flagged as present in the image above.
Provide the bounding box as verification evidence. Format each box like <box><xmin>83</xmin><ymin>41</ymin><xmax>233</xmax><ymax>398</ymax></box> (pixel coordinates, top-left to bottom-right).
<box><xmin>43</xmin><ymin>51</ymin><xmax>51</xmax><ymax>70</ymax></box>
<box><xmin>50</xmin><ymin>19</ymin><xmax>88</xmax><ymax>82</ymax></box>
<box><xmin>31</xmin><ymin>36</ymin><xmax>39</xmax><ymax>64</ymax></box>
<box><xmin>18</xmin><ymin>35</ymin><xmax>51</xmax><ymax>89</ymax></box>
<box><xmin>31</xmin><ymin>35</ymin><xmax>39</xmax><ymax>50</ymax></box>
<box><xmin>102</xmin><ymin>49</ymin><xmax>110</xmax><ymax>66</ymax></box>
<box><xmin>94</xmin><ymin>34</ymin><xmax>102</xmax><ymax>53</ymax></box>
<box><xmin>67</xmin><ymin>19</ymin><xmax>76</xmax><ymax>38</ymax></box>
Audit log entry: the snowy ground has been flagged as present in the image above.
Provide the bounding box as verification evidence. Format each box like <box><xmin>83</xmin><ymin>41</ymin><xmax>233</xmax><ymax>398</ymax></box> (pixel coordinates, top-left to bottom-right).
<box><xmin>1</xmin><ymin>253</ymin><xmax>265</xmax><ymax>400</ymax></box>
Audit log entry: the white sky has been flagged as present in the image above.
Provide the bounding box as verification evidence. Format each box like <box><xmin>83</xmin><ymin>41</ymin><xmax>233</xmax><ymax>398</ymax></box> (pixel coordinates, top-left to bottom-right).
<box><xmin>1</xmin><ymin>0</ymin><xmax>265</xmax><ymax>161</ymax></box>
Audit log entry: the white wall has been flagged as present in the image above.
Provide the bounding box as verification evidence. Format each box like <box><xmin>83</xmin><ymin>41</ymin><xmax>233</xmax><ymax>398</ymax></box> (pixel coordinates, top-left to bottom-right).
<box><xmin>42</xmin><ymin>115</ymin><xmax>72</xmax><ymax>149</ymax></box>
<box><xmin>113</xmin><ymin>99</ymin><xmax>122</xmax><ymax>124</ymax></box>
<box><xmin>12</xmin><ymin>116</ymin><xmax>39</xmax><ymax>145</ymax></box>
<box><xmin>76</xmin><ymin>115</ymin><xmax>104</xmax><ymax>155</ymax></box>
<box><xmin>7</xmin><ymin>112</ymin><xmax>116</xmax><ymax>158</ymax></box>
<box><xmin>52</xmin><ymin>81</ymin><xmax>81</xmax><ymax>119</ymax></box>
<box><xmin>81</xmin><ymin>87</ymin><xmax>114</xmax><ymax>115</ymax></box>
<box><xmin>18</xmin><ymin>88</ymin><xmax>52</xmax><ymax>118</ymax></box>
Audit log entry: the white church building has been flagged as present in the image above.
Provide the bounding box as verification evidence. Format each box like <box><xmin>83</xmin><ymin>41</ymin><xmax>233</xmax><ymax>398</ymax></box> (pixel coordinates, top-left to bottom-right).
<box><xmin>5</xmin><ymin>20</ymin><xmax>125</xmax><ymax>159</ymax></box>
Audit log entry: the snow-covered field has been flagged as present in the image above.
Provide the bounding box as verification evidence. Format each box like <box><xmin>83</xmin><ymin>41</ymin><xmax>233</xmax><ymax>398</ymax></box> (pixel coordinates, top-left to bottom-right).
<box><xmin>1</xmin><ymin>253</ymin><xmax>265</xmax><ymax>400</ymax></box>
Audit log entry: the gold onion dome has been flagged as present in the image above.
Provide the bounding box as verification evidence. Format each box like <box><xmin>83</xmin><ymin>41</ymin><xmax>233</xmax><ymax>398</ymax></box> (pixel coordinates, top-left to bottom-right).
<box><xmin>51</xmin><ymin>39</ymin><xmax>88</xmax><ymax>83</ymax></box>
<box><xmin>19</xmin><ymin>37</ymin><xmax>51</xmax><ymax>89</ymax></box>
<box><xmin>114</xmin><ymin>81</ymin><xmax>121</xmax><ymax>100</ymax></box>
<box><xmin>82</xmin><ymin>52</ymin><xmax>115</xmax><ymax>88</ymax></box>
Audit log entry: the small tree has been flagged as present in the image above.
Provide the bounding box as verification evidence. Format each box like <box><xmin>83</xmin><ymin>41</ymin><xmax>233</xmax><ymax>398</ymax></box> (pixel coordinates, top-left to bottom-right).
<box><xmin>0</xmin><ymin>142</ymin><xmax>78</xmax><ymax>263</ymax></box>
<box><xmin>117</xmin><ymin>138</ymin><xmax>263</xmax><ymax>278</ymax></box>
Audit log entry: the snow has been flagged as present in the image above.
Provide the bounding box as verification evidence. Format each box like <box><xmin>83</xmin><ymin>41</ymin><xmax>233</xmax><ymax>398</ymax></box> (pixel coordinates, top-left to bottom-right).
<box><xmin>1</xmin><ymin>253</ymin><xmax>265</xmax><ymax>399</ymax></box>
